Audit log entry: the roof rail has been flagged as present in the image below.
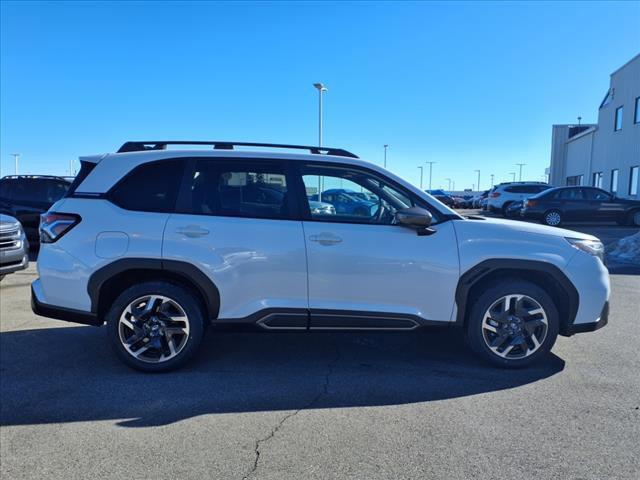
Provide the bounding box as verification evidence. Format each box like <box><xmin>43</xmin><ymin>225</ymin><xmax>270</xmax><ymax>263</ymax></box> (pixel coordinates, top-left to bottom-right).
<box><xmin>116</xmin><ymin>141</ymin><xmax>359</xmax><ymax>159</ymax></box>
<box><xmin>1</xmin><ymin>175</ymin><xmax>73</xmax><ymax>181</ymax></box>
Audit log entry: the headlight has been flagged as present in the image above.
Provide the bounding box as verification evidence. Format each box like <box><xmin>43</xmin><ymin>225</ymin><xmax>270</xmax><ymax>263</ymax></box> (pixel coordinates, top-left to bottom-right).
<box><xmin>566</xmin><ymin>238</ymin><xmax>604</xmax><ymax>262</ymax></box>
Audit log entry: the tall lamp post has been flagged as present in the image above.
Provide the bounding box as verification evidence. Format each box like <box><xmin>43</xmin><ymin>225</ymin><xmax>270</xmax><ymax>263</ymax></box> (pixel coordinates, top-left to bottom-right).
<box><xmin>509</xmin><ymin>172</ymin><xmax>516</xmax><ymax>182</ymax></box>
<box><xmin>515</xmin><ymin>163</ymin><xmax>526</xmax><ymax>181</ymax></box>
<box><xmin>313</xmin><ymin>83</ymin><xmax>327</xmax><ymax>200</ymax></box>
<box><xmin>383</xmin><ymin>144</ymin><xmax>389</xmax><ymax>168</ymax></box>
<box><xmin>11</xmin><ymin>153</ymin><xmax>20</xmax><ymax>175</ymax></box>
<box><xmin>490</xmin><ymin>173</ymin><xmax>494</xmax><ymax>187</ymax></box>
<box><xmin>417</xmin><ymin>166</ymin><xmax>424</xmax><ymax>189</ymax></box>
<box><xmin>425</xmin><ymin>161</ymin><xmax>436</xmax><ymax>190</ymax></box>
<box><xmin>474</xmin><ymin>169</ymin><xmax>481</xmax><ymax>192</ymax></box>
<box><xmin>445</xmin><ymin>178</ymin><xmax>452</xmax><ymax>191</ymax></box>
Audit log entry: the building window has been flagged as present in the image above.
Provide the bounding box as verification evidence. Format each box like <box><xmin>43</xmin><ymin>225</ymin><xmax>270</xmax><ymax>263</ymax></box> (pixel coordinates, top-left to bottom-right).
<box><xmin>630</xmin><ymin>166</ymin><xmax>639</xmax><ymax>196</ymax></box>
<box><xmin>592</xmin><ymin>172</ymin><xmax>603</xmax><ymax>188</ymax></box>
<box><xmin>610</xmin><ymin>169</ymin><xmax>619</xmax><ymax>194</ymax></box>
<box><xmin>614</xmin><ymin>106</ymin><xmax>623</xmax><ymax>131</ymax></box>
<box><xmin>635</xmin><ymin>97</ymin><xmax>640</xmax><ymax>124</ymax></box>
<box><xmin>567</xmin><ymin>175</ymin><xmax>583</xmax><ymax>186</ymax></box>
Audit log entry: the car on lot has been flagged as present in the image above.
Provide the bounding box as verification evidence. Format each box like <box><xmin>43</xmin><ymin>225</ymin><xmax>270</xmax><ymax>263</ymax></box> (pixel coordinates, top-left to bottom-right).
<box><xmin>0</xmin><ymin>175</ymin><xmax>72</xmax><ymax>246</ymax></box>
<box><xmin>0</xmin><ymin>214</ymin><xmax>29</xmax><ymax>281</ymax></box>
<box><xmin>309</xmin><ymin>188</ymin><xmax>376</xmax><ymax>217</ymax></box>
<box><xmin>487</xmin><ymin>182</ymin><xmax>551</xmax><ymax>216</ymax></box>
<box><xmin>473</xmin><ymin>190</ymin><xmax>490</xmax><ymax>209</ymax></box>
<box><xmin>521</xmin><ymin>186</ymin><xmax>640</xmax><ymax>227</ymax></box>
<box><xmin>308</xmin><ymin>200</ymin><xmax>336</xmax><ymax>216</ymax></box>
<box><xmin>32</xmin><ymin>140</ymin><xmax>610</xmax><ymax>372</ymax></box>
<box><xmin>425</xmin><ymin>189</ymin><xmax>455</xmax><ymax>207</ymax></box>
<box><xmin>504</xmin><ymin>200</ymin><xmax>524</xmax><ymax>218</ymax></box>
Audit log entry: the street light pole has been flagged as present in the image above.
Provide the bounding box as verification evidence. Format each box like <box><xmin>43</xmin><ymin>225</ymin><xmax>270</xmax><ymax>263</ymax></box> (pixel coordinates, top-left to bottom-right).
<box><xmin>515</xmin><ymin>163</ymin><xmax>526</xmax><ymax>181</ymax></box>
<box><xmin>425</xmin><ymin>161</ymin><xmax>436</xmax><ymax>190</ymax></box>
<box><xmin>417</xmin><ymin>166</ymin><xmax>424</xmax><ymax>189</ymax></box>
<box><xmin>445</xmin><ymin>178</ymin><xmax>452</xmax><ymax>191</ymax></box>
<box><xmin>11</xmin><ymin>153</ymin><xmax>20</xmax><ymax>175</ymax></box>
<box><xmin>383</xmin><ymin>144</ymin><xmax>389</xmax><ymax>168</ymax></box>
<box><xmin>474</xmin><ymin>169</ymin><xmax>481</xmax><ymax>192</ymax></box>
<box><xmin>509</xmin><ymin>172</ymin><xmax>516</xmax><ymax>182</ymax></box>
<box><xmin>490</xmin><ymin>174</ymin><xmax>494</xmax><ymax>187</ymax></box>
<box><xmin>313</xmin><ymin>83</ymin><xmax>327</xmax><ymax>201</ymax></box>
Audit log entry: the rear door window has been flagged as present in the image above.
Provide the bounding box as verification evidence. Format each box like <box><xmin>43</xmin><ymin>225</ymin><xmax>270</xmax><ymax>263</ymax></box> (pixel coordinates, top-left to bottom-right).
<box><xmin>182</xmin><ymin>159</ymin><xmax>292</xmax><ymax>220</ymax></box>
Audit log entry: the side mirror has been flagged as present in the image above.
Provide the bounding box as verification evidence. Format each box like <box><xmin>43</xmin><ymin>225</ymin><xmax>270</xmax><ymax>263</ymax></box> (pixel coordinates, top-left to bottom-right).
<box><xmin>395</xmin><ymin>207</ymin><xmax>436</xmax><ymax>235</ymax></box>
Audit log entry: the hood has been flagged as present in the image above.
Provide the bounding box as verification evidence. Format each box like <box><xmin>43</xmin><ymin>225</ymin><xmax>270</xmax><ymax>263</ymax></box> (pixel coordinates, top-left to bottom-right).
<box><xmin>462</xmin><ymin>216</ymin><xmax>599</xmax><ymax>241</ymax></box>
<box><xmin>0</xmin><ymin>214</ymin><xmax>20</xmax><ymax>230</ymax></box>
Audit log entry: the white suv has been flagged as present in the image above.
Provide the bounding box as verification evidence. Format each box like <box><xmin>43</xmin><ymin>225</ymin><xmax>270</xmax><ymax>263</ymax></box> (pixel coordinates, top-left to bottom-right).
<box><xmin>32</xmin><ymin>141</ymin><xmax>610</xmax><ymax>372</ymax></box>
<box><xmin>487</xmin><ymin>182</ymin><xmax>552</xmax><ymax>216</ymax></box>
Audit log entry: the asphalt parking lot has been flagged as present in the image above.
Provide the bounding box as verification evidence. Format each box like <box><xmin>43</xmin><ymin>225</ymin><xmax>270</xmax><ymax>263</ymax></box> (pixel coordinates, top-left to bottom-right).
<box><xmin>1</xmin><ymin>239</ymin><xmax>639</xmax><ymax>479</ymax></box>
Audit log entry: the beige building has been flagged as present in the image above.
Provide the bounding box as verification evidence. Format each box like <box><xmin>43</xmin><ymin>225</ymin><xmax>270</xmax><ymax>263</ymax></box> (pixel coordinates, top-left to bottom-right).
<box><xmin>549</xmin><ymin>54</ymin><xmax>639</xmax><ymax>198</ymax></box>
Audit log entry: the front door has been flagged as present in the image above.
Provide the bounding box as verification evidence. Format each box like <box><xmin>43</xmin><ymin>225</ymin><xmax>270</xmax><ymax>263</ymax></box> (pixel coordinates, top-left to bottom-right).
<box><xmin>297</xmin><ymin>163</ymin><xmax>460</xmax><ymax>329</ymax></box>
<box><xmin>162</xmin><ymin>158</ymin><xmax>309</xmax><ymax>326</ymax></box>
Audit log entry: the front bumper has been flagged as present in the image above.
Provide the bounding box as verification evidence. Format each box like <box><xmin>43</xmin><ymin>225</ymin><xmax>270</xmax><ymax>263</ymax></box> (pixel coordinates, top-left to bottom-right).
<box><xmin>31</xmin><ymin>280</ymin><xmax>101</xmax><ymax>326</ymax></box>
<box><xmin>0</xmin><ymin>248</ymin><xmax>29</xmax><ymax>275</ymax></box>
<box><xmin>564</xmin><ymin>301</ymin><xmax>609</xmax><ymax>336</ymax></box>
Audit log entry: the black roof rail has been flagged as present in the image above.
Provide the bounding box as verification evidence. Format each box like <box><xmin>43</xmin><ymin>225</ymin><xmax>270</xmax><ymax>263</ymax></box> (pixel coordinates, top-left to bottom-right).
<box><xmin>1</xmin><ymin>174</ymin><xmax>73</xmax><ymax>181</ymax></box>
<box><xmin>116</xmin><ymin>141</ymin><xmax>359</xmax><ymax>159</ymax></box>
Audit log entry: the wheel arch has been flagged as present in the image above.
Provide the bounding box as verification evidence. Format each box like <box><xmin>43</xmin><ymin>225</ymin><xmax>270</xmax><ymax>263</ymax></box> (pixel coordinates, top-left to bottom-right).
<box><xmin>455</xmin><ymin>259</ymin><xmax>579</xmax><ymax>336</ymax></box>
<box><xmin>88</xmin><ymin>258</ymin><xmax>221</xmax><ymax>322</ymax></box>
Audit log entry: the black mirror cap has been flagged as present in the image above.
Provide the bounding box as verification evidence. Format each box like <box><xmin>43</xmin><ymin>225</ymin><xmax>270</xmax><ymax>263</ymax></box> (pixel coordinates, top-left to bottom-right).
<box><xmin>396</xmin><ymin>207</ymin><xmax>433</xmax><ymax>227</ymax></box>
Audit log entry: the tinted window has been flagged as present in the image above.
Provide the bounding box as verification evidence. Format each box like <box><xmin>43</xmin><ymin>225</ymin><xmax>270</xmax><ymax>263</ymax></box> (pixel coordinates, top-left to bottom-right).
<box><xmin>111</xmin><ymin>160</ymin><xmax>183</xmax><ymax>212</ymax></box>
<box><xmin>584</xmin><ymin>189</ymin><xmax>612</xmax><ymax>201</ymax></box>
<box><xmin>0</xmin><ymin>179</ymin><xmax>13</xmax><ymax>200</ymax></box>
<box><xmin>302</xmin><ymin>164</ymin><xmax>419</xmax><ymax>225</ymax></box>
<box><xmin>555</xmin><ymin>189</ymin><xmax>584</xmax><ymax>200</ymax></box>
<box><xmin>185</xmin><ymin>160</ymin><xmax>290</xmax><ymax>219</ymax></box>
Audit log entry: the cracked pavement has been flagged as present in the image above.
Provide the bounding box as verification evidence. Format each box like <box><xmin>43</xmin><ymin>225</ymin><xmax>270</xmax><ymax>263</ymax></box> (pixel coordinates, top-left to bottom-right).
<box><xmin>1</xmin><ymin>265</ymin><xmax>640</xmax><ymax>479</ymax></box>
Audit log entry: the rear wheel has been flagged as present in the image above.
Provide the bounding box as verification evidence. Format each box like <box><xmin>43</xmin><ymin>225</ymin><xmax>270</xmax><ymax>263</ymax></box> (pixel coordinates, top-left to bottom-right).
<box><xmin>466</xmin><ymin>279</ymin><xmax>559</xmax><ymax>368</ymax></box>
<box><xmin>106</xmin><ymin>281</ymin><xmax>205</xmax><ymax>372</ymax></box>
<box><xmin>543</xmin><ymin>210</ymin><xmax>562</xmax><ymax>227</ymax></box>
<box><xmin>501</xmin><ymin>202</ymin><xmax>512</xmax><ymax>217</ymax></box>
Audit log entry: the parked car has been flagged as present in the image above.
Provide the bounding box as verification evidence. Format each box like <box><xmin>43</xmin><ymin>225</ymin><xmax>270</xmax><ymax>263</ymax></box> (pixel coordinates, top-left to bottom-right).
<box><xmin>308</xmin><ymin>200</ymin><xmax>336</xmax><ymax>216</ymax></box>
<box><xmin>521</xmin><ymin>186</ymin><xmax>640</xmax><ymax>226</ymax></box>
<box><xmin>425</xmin><ymin>189</ymin><xmax>455</xmax><ymax>207</ymax></box>
<box><xmin>473</xmin><ymin>190</ymin><xmax>490</xmax><ymax>209</ymax></box>
<box><xmin>0</xmin><ymin>214</ymin><xmax>29</xmax><ymax>281</ymax></box>
<box><xmin>32</xmin><ymin>140</ymin><xmax>609</xmax><ymax>372</ymax></box>
<box><xmin>310</xmin><ymin>189</ymin><xmax>376</xmax><ymax>216</ymax></box>
<box><xmin>0</xmin><ymin>175</ymin><xmax>72</xmax><ymax>246</ymax></box>
<box><xmin>487</xmin><ymin>182</ymin><xmax>551</xmax><ymax>216</ymax></box>
<box><xmin>504</xmin><ymin>201</ymin><xmax>524</xmax><ymax>218</ymax></box>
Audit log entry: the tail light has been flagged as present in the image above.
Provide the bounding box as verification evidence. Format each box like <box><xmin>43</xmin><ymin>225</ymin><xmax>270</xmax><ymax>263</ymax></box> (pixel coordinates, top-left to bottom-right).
<box><xmin>490</xmin><ymin>192</ymin><xmax>501</xmax><ymax>198</ymax></box>
<box><xmin>40</xmin><ymin>212</ymin><xmax>81</xmax><ymax>243</ymax></box>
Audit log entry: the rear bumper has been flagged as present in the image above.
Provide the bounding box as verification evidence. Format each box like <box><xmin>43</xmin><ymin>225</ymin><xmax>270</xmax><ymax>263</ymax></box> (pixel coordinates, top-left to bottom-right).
<box><xmin>564</xmin><ymin>301</ymin><xmax>609</xmax><ymax>336</ymax></box>
<box><xmin>31</xmin><ymin>280</ymin><xmax>101</xmax><ymax>326</ymax></box>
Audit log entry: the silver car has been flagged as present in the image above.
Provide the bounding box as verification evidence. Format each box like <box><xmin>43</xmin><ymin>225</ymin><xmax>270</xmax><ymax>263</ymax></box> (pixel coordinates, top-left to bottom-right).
<box><xmin>0</xmin><ymin>214</ymin><xmax>29</xmax><ymax>281</ymax></box>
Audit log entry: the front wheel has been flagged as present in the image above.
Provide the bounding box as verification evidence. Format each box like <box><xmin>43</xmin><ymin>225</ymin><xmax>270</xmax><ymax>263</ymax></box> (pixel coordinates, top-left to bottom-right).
<box><xmin>465</xmin><ymin>279</ymin><xmax>559</xmax><ymax>368</ymax></box>
<box><xmin>106</xmin><ymin>281</ymin><xmax>205</xmax><ymax>372</ymax></box>
<box><xmin>542</xmin><ymin>210</ymin><xmax>562</xmax><ymax>227</ymax></box>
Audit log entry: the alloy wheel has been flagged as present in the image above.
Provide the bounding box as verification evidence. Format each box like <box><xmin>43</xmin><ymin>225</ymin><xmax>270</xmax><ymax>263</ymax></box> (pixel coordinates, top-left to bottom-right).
<box><xmin>481</xmin><ymin>294</ymin><xmax>548</xmax><ymax>360</ymax></box>
<box><xmin>545</xmin><ymin>211</ymin><xmax>561</xmax><ymax>226</ymax></box>
<box><xmin>118</xmin><ymin>295</ymin><xmax>190</xmax><ymax>363</ymax></box>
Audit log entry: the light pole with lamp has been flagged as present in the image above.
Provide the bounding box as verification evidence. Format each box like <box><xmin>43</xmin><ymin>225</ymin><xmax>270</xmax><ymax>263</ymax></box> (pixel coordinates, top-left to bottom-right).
<box><xmin>515</xmin><ymin>163</ymin><xmax>526</xmax><ymax>181</ymax></box>
<box><xmin>474</xmin><ymin>169</ymin><xmax>480</xmax><ymax>192</ymax></box>
<box><xmin>383</xmin><ymin>144</ymin><xmax>389</xmax><ymax>168</ymax></box>
<box><xmin>425</xmin><ymin>161</ymin><xmax>435</xmax><ymax>190</ymax></box>
<box><xmin>417</xmin><ymin>166</ymin><xmax>424</xmax><ymax>189</ymax></box>
<box><xmin>313</xmin><ymin>83</ymin><xmax>327</xmax><ymax>200</ymax></box>
<box><xmin>509</xmin><ymin>172</ymin><xmax>516</xmax><ymax>182</ymax></box>
<box><xmin>11</xmin><ymin>153</ymin><xmax>20</xmax><ymax>175</ymax></box>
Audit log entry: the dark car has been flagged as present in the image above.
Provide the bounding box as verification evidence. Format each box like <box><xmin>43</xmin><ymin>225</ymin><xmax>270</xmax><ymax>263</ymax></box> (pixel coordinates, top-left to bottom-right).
<box><xmin>425</xmin><ymin>189</ymin><xmax>455</xmax><ymax>207</ymax></box>
<box><xmin>0</xmin><ymin>175</ymin><xmax>72</xmax><ymax>246</ymax></box>
<box><xmin>309</xmin><ymin>189</ymin><xmax>376</xmax><ymax>216</ymax></box>
<box><xmin>521</xmin><ymin>186</ymin><xmax>640</xmax><ymax>227</ymax></box>
<box><xmin>504</xmin><ymin>200</ymin><xmax>524</xmax><ymax>218</ymax></box>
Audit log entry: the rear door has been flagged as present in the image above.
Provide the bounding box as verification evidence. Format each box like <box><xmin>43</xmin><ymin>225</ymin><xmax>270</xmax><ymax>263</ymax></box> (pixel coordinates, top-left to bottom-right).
<box><xmin>296</xmin><ymin>162</ymin><xmax>459</xmax><ymax>328</ymax></box>
<box><xmin>162</xmin><ymin>158</ymin><xmax>308</xmax><ymax>325</ymax></box>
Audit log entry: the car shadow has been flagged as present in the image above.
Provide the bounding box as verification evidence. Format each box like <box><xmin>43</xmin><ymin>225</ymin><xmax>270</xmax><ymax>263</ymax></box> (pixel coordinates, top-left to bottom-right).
<box><xmin>0</xmin><ymin>326</ymin><xmax>565</xmax><ymax>428</ymax></box>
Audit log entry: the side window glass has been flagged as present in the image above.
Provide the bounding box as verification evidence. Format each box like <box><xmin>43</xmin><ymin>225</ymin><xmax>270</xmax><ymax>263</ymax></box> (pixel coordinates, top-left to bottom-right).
<box><xmin>0</xmin><ymin>180</ymin><xmax>13</xmax><ymax>200</ymax></box>
<box><xmin>187</xmin><ymin>160</ymin><xmax>289</xmax><ymax>219</ymax></box>
<box><xmin>301</xmin><ymin>165</ymin><xmax>416</xmax><ymax>225</ymax></box>
<box><xmin>111</xmin><ymin>160</ymin><xmax>183</xmax><ymax>212</ymax></box>
<box><xmin>585</xmin><ymin>189</ymin><xmax>611</xmax><ymax>201</ymax></box>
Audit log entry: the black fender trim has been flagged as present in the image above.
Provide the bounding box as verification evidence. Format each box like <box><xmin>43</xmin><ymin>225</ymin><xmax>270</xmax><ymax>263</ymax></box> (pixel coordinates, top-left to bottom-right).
<box><xmin>87</xmin><ymin>258</ymin><xmax>221</xmax><ymax>318</ymax></box>
<box><xmin>454</xmin><ymin>259</ymin><xmax>579</xmax><ymax>334</ymax></box>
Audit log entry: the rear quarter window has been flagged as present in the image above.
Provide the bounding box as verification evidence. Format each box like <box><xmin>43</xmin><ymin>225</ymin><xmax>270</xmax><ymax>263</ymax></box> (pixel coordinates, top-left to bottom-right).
<box><xmin>109</xmin><ymin>160</ymin><xmax>184</xmax><ymax>212</ymax></box>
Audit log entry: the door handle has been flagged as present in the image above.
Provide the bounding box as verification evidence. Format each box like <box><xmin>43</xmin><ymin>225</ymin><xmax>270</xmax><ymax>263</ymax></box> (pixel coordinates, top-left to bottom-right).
<box><xmin>176</xmin><ymin>225</ymin><xmax>210</xmax><ymax>238</ymax></box>
<box><xmin>309</xmin><ymin>233</ymin><xmax>343</xmax><ymax>246</ymax></box>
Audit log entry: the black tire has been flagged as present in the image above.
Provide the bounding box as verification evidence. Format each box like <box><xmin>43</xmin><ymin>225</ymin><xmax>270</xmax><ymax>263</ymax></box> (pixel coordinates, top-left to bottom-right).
<box><xmin>501</xmin><ymin>202</ymin><xmax>512</xmax><ymax>217</ymax></box>
<box><xmin>106</xmin><ymin>281</ymin><xmax>206</xmax><ymax>372</ymax></box>
<box><xmin>628</xmin><ymin>209</ymin><xmax>640</xmax><ymax>227</ymax></box>
<box><xmin>465</xmin><ymin>278</ymin><xmax>559</xmax><ymax>368</ymax></box>
<box><xmin>542</xmin><ymin>209</ymin><xmax>563</xmax><ymax>227</ymax></box>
